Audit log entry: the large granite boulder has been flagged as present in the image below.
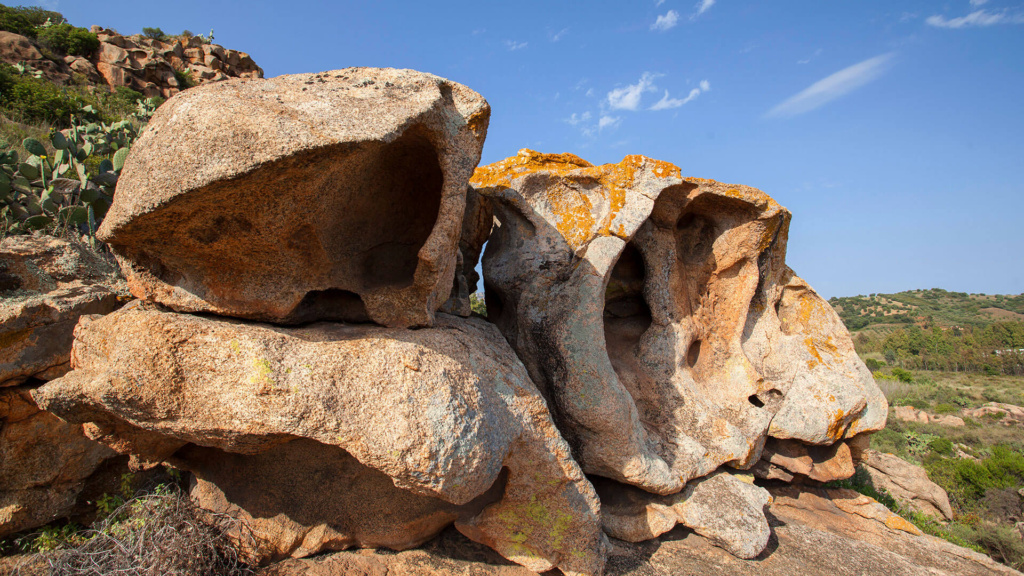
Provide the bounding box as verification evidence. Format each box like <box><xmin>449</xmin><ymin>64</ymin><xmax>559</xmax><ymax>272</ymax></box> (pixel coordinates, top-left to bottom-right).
<box><xmin>33</xmin><ymin>305</ymin><xmax>605</xmax><ymax>576</ymax></box>
<box><xmin>473</xmin><ymin>150</ymin><xmax>886</xmax><ymax>496</ymax></box>
<box><xmin>595</xmin><ymin>470</ymin><xmax>772</xmax><ymax>559</ymax></box>
<box><xmin>0</xmin><ymin>387</ymin><xmax>117</xmax><ymax>537</ymax></box>
<box><xmin>860</xmin><ymin>450</ymin><xmax>954</xmax><ymax>521</ymax></box>
<box><xmin>0</xmin><ymin>235</ymin><xmax>125</xmax><ymax>387</ymax></box>
<box><xmin>101</xmin><ymin>67</ymin><xmax>490</xmax><ymax>328</ymax></box>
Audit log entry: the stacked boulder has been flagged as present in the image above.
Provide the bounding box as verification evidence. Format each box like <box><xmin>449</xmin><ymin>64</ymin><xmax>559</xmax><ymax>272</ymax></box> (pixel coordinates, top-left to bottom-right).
<box><xmin>0</xmin><ymin>235</ymin><xmax>127</xmax><ymax>537</ymax></box>
<box><xmin>28</xmin><ymin>67</ymin><xmax>888</xmax><ymax>575</ymax></box>
<box><xmin>32</xmin><ymin>68</ymin><xmax>604</xmax><ymax>576</ymax></box>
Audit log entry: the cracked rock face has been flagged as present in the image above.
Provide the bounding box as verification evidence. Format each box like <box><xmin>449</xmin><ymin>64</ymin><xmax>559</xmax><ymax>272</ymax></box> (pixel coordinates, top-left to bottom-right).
<box><xmin>1</xmin><ymin>235</ymin><xmax>126</xmax><ymax>387</ymax></box>
<box><xmin>474</xmin><ymin>150</ymin><xmax>886</xmax><ymax>497</ymax></box>
<box><xmin>100</xmin><ymin>67</ymin><xmax>490</xmax><ymax>328</ymax></box>
<box><xmin>0</xmin><ymin>387</ymin><xmax>117</xmax><ymax>537</ymax></box>
<box><xmin>33</xmin><ymin>305</ymin><xmax>605</xmax><ymax>576</ymax></box>
<box><xmin>595</xmin><ymin>470</ymin><xmax>772</xmax><ymax>559</ymax></box>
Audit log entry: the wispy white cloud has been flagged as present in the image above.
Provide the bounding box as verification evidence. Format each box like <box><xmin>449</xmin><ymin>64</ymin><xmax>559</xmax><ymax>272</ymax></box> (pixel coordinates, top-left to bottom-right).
<box><xmin>651</xmin><ymin>10</ymin><xmax>680</xmax><ymax>31</ymax></box>
<box><xmin>649</xmin><ymin>79</ymin><xmax>710</xmax><ymax>110</ymax></box>
<box><xmin>471</xmin><ymin>28</ymin><xmax>486</xmax><ymax>36</ymax></box>
<box><xmin>692</xmin><ymin>0</ymin><xmax>716</xmax><ymax>20</ymax></box>
<box><xmin>656</xmin><ymin>0</ymin><xmax>666</xmax><ymax>6</ymax></box>
<box><xmin>585</xmin><ymin>87</ymin><xmax>595</xmax><ymax>97</ymax></box>
<box><xmin>565</xmin><ymin>111</ymin><xmax>592</xmax><ymax>126</ymax></box>
<box><xmin>925</xmin><ymin>9</ymin><xmax>1024</xmax><ymax>28</ymax></box>
<box><xmin>599</xmin><ymin>115</ymin><xmax>621</xmax><ymax>131</ymax></box>
<box><xmin>797</xmin><ymin>48</ymin><xmax>823</xmax><ymax>65</ymax></box>
<box><xmin>651</xmin><ymin>88</ymin><xmax>700</xmax><ymax>110</ymax></box>
<box><xmin>607</xmin><ymin>72</ymin><xmax>661</xmax><ymax>110</ymax></box>
<box><xmin>504</xmin><ymin>40</ymin><xmax>528</xmax><ymax>51</ymax></box>
<box><xmin>550</xmin><ymin>28</ymin><xmax>569</xmax><ymax>42</ymax></box>
<box><xmin>767</xmin><ymin>53</ymin><xmax>895</xmax><ymax>118</ymax></box>
<box><xmin>970</xmin><ymin>0</ymin><xmax>989</xmax><ymax>6</ymax></box>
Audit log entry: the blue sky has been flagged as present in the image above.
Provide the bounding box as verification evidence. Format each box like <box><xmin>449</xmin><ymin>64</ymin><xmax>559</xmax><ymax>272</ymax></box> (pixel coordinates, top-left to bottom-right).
<box><xmin>34</xmin><ymin>0</ymin><xmax>1024</xmax><ymax>298</ymax></box>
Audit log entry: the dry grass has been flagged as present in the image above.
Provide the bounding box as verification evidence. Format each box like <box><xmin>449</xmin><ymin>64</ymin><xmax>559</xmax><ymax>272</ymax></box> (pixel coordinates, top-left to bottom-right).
<box><xmin>9</xmin><ymin>486</ymin><xmax>256</xmax><ymax>576</ymax></box>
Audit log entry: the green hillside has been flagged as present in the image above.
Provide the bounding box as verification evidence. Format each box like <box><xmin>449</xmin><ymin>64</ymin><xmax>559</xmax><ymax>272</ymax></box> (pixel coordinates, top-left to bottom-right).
<box><xmin>828</xmin><ymin>289</ymin><xmax>1024</xmax><ymax>376</ymax></box>
<box><xmin>829</xmin><ymin>288</ymin><xmax>1024</xmax><ymax>331</ymax></box>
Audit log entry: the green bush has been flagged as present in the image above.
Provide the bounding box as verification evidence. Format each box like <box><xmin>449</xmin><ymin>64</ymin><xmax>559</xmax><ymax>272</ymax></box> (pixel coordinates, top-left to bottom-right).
<box><xmin>36</xmin><ymin>23</ymin><xmax>100</xmax><ymax>57</ymax></box>
<box><xmin>865</xmin><ymin>358</ymin><xmax>884</xmax><ymax>372</ymax></box>
<box><xmin>892</xmin><ymin>367</ymin><xmax>915</xmax><ymax>383</ymax></box>
<box><xmin>141</xmin><ymin>26</ymin><xmax>166</xmax><ymax>40</ymax></box>
<box><xmin>0</xmin><ymin>5</ymin><xmax>37</xmax><ymax>37</ymax></box>
<box><xmin>0</xmin><ymin>63</ymin><xmax>84</xmax><ymax>125</ymax></box>
<box><xmin>9</xmin><ymin>5</ymin><xmax>64</xmax><ymax>27</ymax></box>
<box><xmin>929</xmin><ymin>437</ymin><xmax>954</xmax><ymax>455</ymax></box>
<box><xmin>174</xmin><ymin>68</ymin><xmax>195</xmax><ymax>89</ymax></box>
<box><xmin>935</xmin><ymin>403</ymin><xmax>958</xmax><ymax>414</ymax></box>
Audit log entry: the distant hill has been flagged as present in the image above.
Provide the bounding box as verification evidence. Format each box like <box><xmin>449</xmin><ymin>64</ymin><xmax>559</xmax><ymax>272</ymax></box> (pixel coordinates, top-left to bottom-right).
<box><xmin>829</xmin><ymin>289</ymin><xmax>1024</xmax><ymax>375</ymax></box>
<box><xmin>829</xmin><ymin>288</ymin><xmax>1024</xmax><ymax>332</ymax></box>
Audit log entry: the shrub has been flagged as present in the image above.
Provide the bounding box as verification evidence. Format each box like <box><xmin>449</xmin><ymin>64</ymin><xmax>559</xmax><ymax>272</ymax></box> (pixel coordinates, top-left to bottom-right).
<box><xmin>174</xmin><ymin>68</ymin><xmax>196</xmax><ymax>89</ymax></box>
<box><xmin>929</xmin><ymin>437</ymin><xmax>954</xmax><ymax>455</ymax></box>
<box><xmin>37</xmin><ymin>485</ymin><xmax>256</xmax><ymax>576</ymax></box>
<box><xmin>37</xmin><ymin>23</ymin><xmax>100</xmax><ymax>57</ymax></box>
<box><xmin>892</xmin><ymin>367</ymin><xmax>914</xmax><ymax>383</ymax></box>
<box><xmin>0</xmin><ymin>5</ymin><xmax>37</xmax><ymax>37</ymax></box>
<box><xmin>0</xmin><ymin>63</ymin><xmax>84</xmax><ymax>125</ymax></box>
<box><xmin>934</xmin><ymin>403</ymin><xmax>958</xmax><ymax>414</ymax></box>
<box><xmin>470</xmin><ymin>293</ymin><xmax>487</xmax><ymax>317</ymax></box>
<box><xmin>141</xmin><ymin>26</ymin><xmax>167</xmax><ymax>40</ymax></box>
<box><xmin>11</xmin><ymin>5</ymin><xmax>64</xmax><ymax>27</ymax></box>
<box><xmin>865</xmin><ymin>358</ymin><xmax>884</xmax><ymax>372</ymax></box>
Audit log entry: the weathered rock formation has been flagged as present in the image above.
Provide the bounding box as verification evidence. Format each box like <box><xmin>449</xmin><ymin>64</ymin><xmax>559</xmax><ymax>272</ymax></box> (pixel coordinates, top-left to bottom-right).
<box><xmin>894</xmin><ymin>406</ymin><xmax>966</xmax><ymax>427</ymax></box>
<box><xmin>752</xmin><ymin>436</ymin><xmax>862</xmax><ymax>483</ymax></box>
<box><xmin>13</xmin><ymin>68</ymin><xmax>907</xmax><ymax>575</ymax></box>
<box><xmin>595</xmin><ymin>471</ymin><xmax>771</xmax><ymax>559</ymax></box>
<box><xmin>34</xmin><ymin>305</ymin><xmax>605</xmax><ymax>575</ymax></box>
<box><xmin>1</xmin><ymin>235</ymin><xmax>126</xmax><ymax>387</ymax></box>
<box><xmin>860</xmin><ymin>449</ymin><xmax>955</xmax><ymax>521</ymax></box>
<box><xmin>0</xmin><ymin>386</ymin><xmax>117</xmax><ymax>537</ymax></box>
<box><xmin>473</xmin><ymin>150</ymin><xmax>885</xmax><ymax>490</ymax></box>
<box><xmin>100</xmin><ymin>68</ymin><xmax>489</xmax><ymax>328</ymax></box>
<box><xmin>260</xmin><ymin>487</ymin><xmax>1015</xmax><ymax>576</ymax></box>
<box><xmin>965</xmin><ymin>402</ymin><xmax>1024</xmax><ymax>426</ymax></box>
<box><xmin>0</xmin><ymin>28</ymin><xmax>262</xmax><ymax>99</ymax></box>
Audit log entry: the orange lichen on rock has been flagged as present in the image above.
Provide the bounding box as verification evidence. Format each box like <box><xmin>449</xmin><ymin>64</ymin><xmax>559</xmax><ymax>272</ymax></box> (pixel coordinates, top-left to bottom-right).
<box><xmin>471</xmin><ymin>149</ymin><xmax>681</xmax><ymax>251</ymax></box>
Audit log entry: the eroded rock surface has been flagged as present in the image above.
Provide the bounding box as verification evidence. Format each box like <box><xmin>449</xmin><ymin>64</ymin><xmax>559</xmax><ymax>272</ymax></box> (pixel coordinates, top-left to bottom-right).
<box><xmin>474</xmin><ymin>150</ymin><xmax>886</xmax><ymax>496</ymax></box>
<box><xmin>178</xmin><ymin>440</ymin><xmax>503</xmax><ymax>564</ymax></box>
<box><xmin>596</xmin><ymin>471</ymin><xmax>771</xmax><ymax>559</ymax></box>
<box><xmin>0</xmin><ymin>386</ymin><xmax>117</xmax><ymax>537</ymax></box>
<box><xmin>860</xmin><ymin>449</ymin><xmax>954</xmax><ymax>521</ymax></box>
<box><xmin>261</xmin><ymin>486</ymin><xmax>1015</xmax><ymax>576</ymax></box>
<box><xmin>752</xmin><ymin>437</ymin><xmax>859</xmax><ymax>483</ymax></box>
<box><xmin>1</xmin><ymin>235</ymin><xmax>125</xmax><ymax>387</ymax></box>
<box><xmin>33</xmin><ymin>305</ymin><xmax>604</xmax><ymax>575</ymax></box>
<box><xmin>101</xmin><ymin>67</ymin><xmax>490</xmax><ymax>328</ymax></box>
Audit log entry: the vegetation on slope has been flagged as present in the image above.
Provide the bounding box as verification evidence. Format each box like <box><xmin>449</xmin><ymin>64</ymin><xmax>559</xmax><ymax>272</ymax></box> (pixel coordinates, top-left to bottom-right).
<box><xmin>830</xmin><ymin>289</ymin><xmax>1024</xmax><ymax>376</ymax></box>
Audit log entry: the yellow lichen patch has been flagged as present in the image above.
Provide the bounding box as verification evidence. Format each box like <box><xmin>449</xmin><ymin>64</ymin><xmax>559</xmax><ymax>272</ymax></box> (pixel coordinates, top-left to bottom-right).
<box><xmin>250</xmin><ymin>357</ymin><xmax>275</xmax><ymax>388</ymax></box>
<box><xmin>826</xmin><ymin>408</ymin><xmax>848</xmax><ymax>441</ymax></box>
<box><xmin>472</xmin><ymin>150</ymin><xmax>683</xmax><ymax>250</ymax></box>
<box><xmin>0</xmin><ymin>327</ymin><xmax>32</xmax><ymax>350</ymax></box>
<box><xmin>884</xmin><ymin>514</ymin><xmax>923</xmax><ymax>535</ymax></box>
